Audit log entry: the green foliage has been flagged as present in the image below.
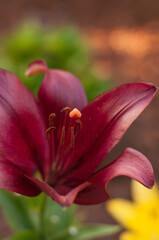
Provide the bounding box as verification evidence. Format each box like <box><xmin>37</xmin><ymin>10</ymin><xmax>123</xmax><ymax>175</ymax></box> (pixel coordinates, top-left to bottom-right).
<box><xmin>4</xmin><ymin>225</ymin><xmax>120</xmax><ymax>240</ymax></box>
<box><xmin>75</xmin><ymin>225</ymin><xmax>120</xmax><ymax>240</ymax></box>
<box><xmin>0</xmin><ymin>190</ymin><xmax>120</xmax><ymax>240</ymax></box>
<box><xmin>38</xmin><ymin>194</ymin><xmax>77</xmax><ymax>239</ymax></box>
<box><xmin>0</xmin><ymin>22</ymin><xmax>111</xmax><ymax>98</ymax></box>
<box><xmin>0</xmin><ymin>191</ymin><xmax>34</xmax><ymax>231</ymax></box>
<box><xmin>5</xmin><ymin>230</ymin><xmax>39</xmax><ymax>240</ymax></box>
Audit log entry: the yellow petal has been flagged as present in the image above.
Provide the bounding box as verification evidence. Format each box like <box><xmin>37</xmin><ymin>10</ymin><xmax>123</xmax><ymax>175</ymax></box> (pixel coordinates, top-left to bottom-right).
<box><xmin>120</xmin><ymin>231</ymin><xmax>149</xmax><ymax>240</ymax></box>
<box><xmin>107</xmin><ymin>181</ymin><xmax>159</xmax><ymax>239</ymax></box>
<box><xmin>106</xmin><ymin>199</ymin><xmax>137</xmax><ymax>229</ymax></box>
<box><xmin>131</xmin><ymin>180</ymin><xmax>159</xmax><ymax>204</ymax></box>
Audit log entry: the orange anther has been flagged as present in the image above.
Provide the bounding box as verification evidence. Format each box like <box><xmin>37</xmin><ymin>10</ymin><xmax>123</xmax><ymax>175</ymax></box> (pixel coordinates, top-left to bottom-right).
<box><xmin>69</xmin><ymin>108</ymin><xmax>82</xmax><ymax>119</ymax></box>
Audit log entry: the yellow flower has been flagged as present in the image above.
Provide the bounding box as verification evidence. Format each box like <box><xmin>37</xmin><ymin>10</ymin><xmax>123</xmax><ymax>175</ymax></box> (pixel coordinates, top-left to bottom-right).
<box><xmin>106</xmin><ymin>180</ymin><xmax>159</xmax><ymax>240</ymax></box>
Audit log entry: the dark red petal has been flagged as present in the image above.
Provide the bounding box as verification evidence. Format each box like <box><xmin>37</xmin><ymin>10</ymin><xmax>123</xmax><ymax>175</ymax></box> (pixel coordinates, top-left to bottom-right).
<box><xmin>0</xmin><ymin>69</ymin><xmax>50</xmax><ymax>178</ymax></box>
<box><xmin>62</xmin><ymin>83</ymin><xmax>157</xmax><ymax>179</ymax></box>
<box><xmin>75</xmin><ymin>148</ymin><xmax>154</xmax><ymax>205</ymax></box>
<box><xmin>28</xmin><ymin>176</ymin><xmax>89</xmax><ymax>207</ymax></box>
<box><xmin>26</xmin><ymin>60</ymin><xmax>87</xmax><ymax>119</ymax></box>
<box><xmin>25</xmin><ymin>60</ymin><xmax>47</xmax><ymax>76</ymax></box>
<box><xmin>38</xmin><ymin>69</ymin><xmax>87</xmax><ymax>117</ymax></box>
<box><xmin>0</xmin><ymin>156</ymin><xmax>41</xmax><ymax>196</ymax></box>
<box><xmin>74</xmin><ymin>186</ymin><xmax>109</xmax><ymax>205</ymax></box>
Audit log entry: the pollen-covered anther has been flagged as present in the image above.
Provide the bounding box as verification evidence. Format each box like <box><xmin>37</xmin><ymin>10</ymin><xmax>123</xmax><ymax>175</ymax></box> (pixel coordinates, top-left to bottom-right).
<box><xmin>76</xmin><ymin>119</ymin><xmax>82</xmax><ymax>130</ymax></box>
<box><xmin>69</xmin><ymin>108</ymin><xmax>82</xmax><ymax>119</ymax></box>
<box><xmin>49</xmin><ymin>113</ymin><xmax>56</xmax><ymax>126</ymax></box>
<box><xmin>61</xmin><ymin>107</ymin><xmax>71</xmax><ymax>113</ymax></box>
<box><xmin>58</xmin><ymin>108</ymin><xmax>82</xmax><ymax>147</ymax></box>
<box><xmin>46</xmin><ymin>126</ymin><xmax>56</xmax><ymax>139</ymax></box>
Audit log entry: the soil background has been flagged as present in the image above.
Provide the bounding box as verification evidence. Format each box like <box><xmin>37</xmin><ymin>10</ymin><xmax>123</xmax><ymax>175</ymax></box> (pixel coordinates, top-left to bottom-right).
<box><xmin>0</xmin><ymin>1</ymin><xmax>159</xmax><ymax>239</ymax></box>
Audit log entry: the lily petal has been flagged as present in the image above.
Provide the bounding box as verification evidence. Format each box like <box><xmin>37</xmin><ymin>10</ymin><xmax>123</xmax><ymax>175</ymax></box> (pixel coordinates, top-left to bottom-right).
<box><xmin>0</xmin><ymin>69</ymin><xmax>50</xmax><ymax>178</ymax></box>
<box><xmin>63</xmin><ymin>83</ymin><xmax>157</xmax><ymax>179</ymax></box>
<box><xmin>26</xmin><ymin>60</ymin><xmax>87</xmax><ymax>119</ymax></box>
<box><xmin>0</xmin><ymin>156</ymin><xmax>41</xmax><ymax>196</ymax></box>
<box><xmin>74</xmin><ymin>148</ymin><xmax>154</xmax><ymax>205</ymax></box>
<box><xmin>25</xmin><ymin>60</ymin><xmax>47</xmax><ymax>76</ymax></box>
<box><xmin>131</xmin><ymin>180</ymin><xmax>159</xmax><ymax>204</ymax></box>
<box><xmin>106</xmin><ymin>199</ymin><xmax>137</xmax><ymax>229</ymax></box>
<box><xmin>28</xmin><ymin>176</ymin><xmax>89</xmax><ymax>207</ymax></box>
<box><xmin>120</xmin><ymin>231</ymin><xmax>142</xmax><ymax>240</ymax></box>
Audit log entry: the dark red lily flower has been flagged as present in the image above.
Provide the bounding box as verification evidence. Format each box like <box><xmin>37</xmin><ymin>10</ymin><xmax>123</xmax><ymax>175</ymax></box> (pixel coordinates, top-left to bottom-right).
<box><xmin>0</xmin><ymin>60</ymin><xmax>157</xmax><ymax>207</ymax></box>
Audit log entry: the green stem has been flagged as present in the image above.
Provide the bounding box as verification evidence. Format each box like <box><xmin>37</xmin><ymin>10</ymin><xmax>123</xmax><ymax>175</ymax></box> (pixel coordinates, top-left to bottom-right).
<box><xmin>39</xmin><ymin>194</ymin><xmax>48</xmax><ymax>239</ymax></box>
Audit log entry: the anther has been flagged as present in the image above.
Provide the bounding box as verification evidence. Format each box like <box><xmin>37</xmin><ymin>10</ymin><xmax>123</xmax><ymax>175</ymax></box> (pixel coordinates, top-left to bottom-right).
<box><xmin>49</xmin><ymin>113</ymin><xmax>56</xmax><ymax>126</ymax></box>
<box><xmin>60</xmin><ymin>126</ymin><xmax>65</xmax><ymax>145</ymax></box>
<box><xmin>71</xmin><ymin>127</ymin><xmax>75</xmax><ymax>148</ymax></box>
<box><xmin>46</xmin><ymin>126</ymin><xmax>56</xmax><ymax>139</ymax></box>
<box><xmin>61</xmin><ymin>107</ymin><xmax>71</xmax><ymax>113</ymax></box>
<box><xmin>69</xmin><ymin>108</ymin><xmax>82</xmax><ymax>119</ymax></box>
<box><xmin>75</xmin><ymin>119</ymin><xmax>82</xmax><ymax>130</ymax></box>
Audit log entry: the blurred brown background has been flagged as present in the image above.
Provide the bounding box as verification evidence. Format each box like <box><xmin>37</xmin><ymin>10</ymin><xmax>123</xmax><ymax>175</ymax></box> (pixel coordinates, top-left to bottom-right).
<box><xmin>0</xmin><ymin>0</ymin><xmax>159</xmax><ymax>239</ymax></box>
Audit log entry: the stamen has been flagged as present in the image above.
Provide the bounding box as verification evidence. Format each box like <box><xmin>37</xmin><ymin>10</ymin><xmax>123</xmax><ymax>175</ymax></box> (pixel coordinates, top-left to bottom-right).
<box><xmin>46</xmin><ymin>126</ymin><xmax>56</xmax><ymax>139</ymax></box>
<box><xmin>49</xmin><ymin>113</ymin><xmax>56</xmax><ymax>126</ymax></box>
<box><xmin>69</xmin><ymin>108</ymin><xmax>82</xmax><ymax>119</ymax></box>
<box><xmin>50</xmin><ymin>107</ymin><xmax>83</xmax><ymax>175</ymax></box>
<box><xmin>60</xmin><ymin>126</ymin><xmax>65</xmax><ymax>145</ymax></box>
<box><xmin>71</xmin><ymin>127</ymin><xmax>75</xmax><ymax>148</ymax></box>
<box><xmin>75</xmin><ymin>119</ymin><xmax>82</xmax><ymax>130</ymax></box>
<box><xmin>61</xmin><ymin>107</ymin><xmax>71</xmax><ymax>113</ymax></box>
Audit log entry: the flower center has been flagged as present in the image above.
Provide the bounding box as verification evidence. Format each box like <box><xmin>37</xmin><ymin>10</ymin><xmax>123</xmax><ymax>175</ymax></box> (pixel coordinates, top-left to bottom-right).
<box><xmin>46</xmin><ymin>107</ymin><xmax>82</xmax><ymax>183</ymax></box>
<box><xmin>46</xmin><ymin>107</ymin><xmax>82</xmax><ymax>148</ymax></box>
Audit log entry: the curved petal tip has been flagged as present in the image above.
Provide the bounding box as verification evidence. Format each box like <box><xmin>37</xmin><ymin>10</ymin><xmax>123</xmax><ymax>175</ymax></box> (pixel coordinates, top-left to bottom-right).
<box><xmin>87</xmin><ymin>147</ymin><xmax>154</xmax><ymax>194</ymax></box>
<box><xmin>25</xmin><ymin>60</ymin><xmax>48</xmax><ymax>76</ymax></box>
<box><xmin>145</xmin><ymin>83</ymin><xmax>158</xmax><ymax>97</ymax></box>
<box><xmin>106</xmin><ymin>147</ymin><xmax>155</xmax><ymax>189</ymax></box>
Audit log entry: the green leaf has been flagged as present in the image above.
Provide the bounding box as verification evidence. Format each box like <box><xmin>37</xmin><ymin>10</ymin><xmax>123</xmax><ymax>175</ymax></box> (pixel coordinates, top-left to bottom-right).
<box><xmin>40</xmin><ymin>196</ymin><xmax>78</xmax><ymax>238</ymax></box>
<box><xmin>47</xmin><ymin>224</ymin><xmax>120</xmax><ymax>240</ymax></box>
<box><xmin>21</xmin><ymin>192</ymin><xmax>45</xmax><ymax>211</ymax></box>
<box><xmin>76</xmin><ymin>224</ymin><xmax>120</xmax><ymax>240</ymax></box>
<box><xmin>5</xmin><ymin>230</ymin><xmax>39</xmax><ymax>240</ymax></box>
<box><xmin>0</xmin><ymin>190</ymin><xmax>34</xmax><ymax>231</ymax></box>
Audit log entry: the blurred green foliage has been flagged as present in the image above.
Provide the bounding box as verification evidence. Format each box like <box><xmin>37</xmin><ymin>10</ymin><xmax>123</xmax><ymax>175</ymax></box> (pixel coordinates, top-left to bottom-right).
<box><xmin>0</xmin><ymin>191</ymin><xmax>120</xmax><ymax>240</ymax></box>
<box><xmin>0</xmin><ymin>22</ymin><xmax>111</xmax><ymax>101</ymax></box>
